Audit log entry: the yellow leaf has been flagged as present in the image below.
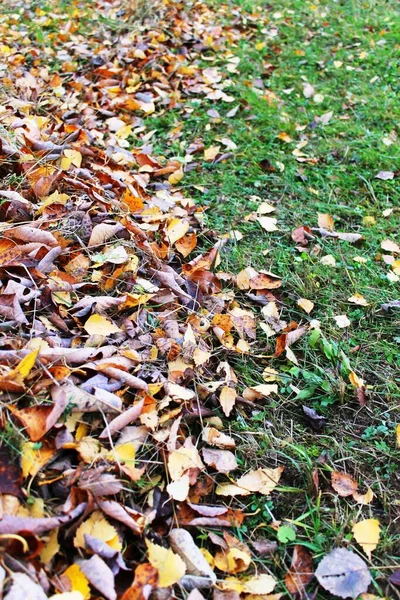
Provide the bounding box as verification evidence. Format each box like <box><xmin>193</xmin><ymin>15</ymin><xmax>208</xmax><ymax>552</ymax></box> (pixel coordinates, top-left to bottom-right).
<box><xmin>168</xmin><ymin>168</ymin><xmax>184</xmax><ymax>185</ymax></box>
<box><xmin>63</xmin><ymin>564</ymin><xmax>91</xmax><ymax>600</ymax></box>
<box><xmin>204</xmin><ymin>145</ymin><xmax>220</xmax><ymax>161</ymax></box>
<box><xmin>362</xmin><ymin>216</ymin><xmax>376</xmax><ymax>226</ymax></box>
<box><xmin>277</xmin><ymin>132</ymin><xmax>292</xmax><ymax>143</ymax></box>
<box><xmin>219</xmin><ymin>386</ymin><xmax>236</xmax><ymax>417</ymax></box>
<box><xmin>353</xmin><ymin>488</ymin><xmax>374</xmax><ymax>505</ymax></box>
<box><xmin>349</xmin><ymin>371</ymin><xmax>364</xmax><ymax>388</ymax></box>
<box><xmin>168</xmin><ymin>447</ymin><xmax>204</xmax><ymax>480</ymax></box>
<box><xmin>166</xmin><ymin>218</ymin><xmax>189</xmax><ymax>245</ymax></box>
<box><xmin>84</xmin><ymin>314</ymin><xmax>121</xmax><ymax>336</ymax></box>
<box><xmin>392</xmin><ymin>259</ymin><xmax>400</xmax><ymax>275</ymax></box>
<box><xmin>243</xmin><ymin>573</ymin><xmax>277</xmax><ymax>594</ymax></box>
<box><xmin>49</xmin><ymin>594</ymin><xmax>85</xmax><ymax>600</ymax></box>
<box><xmin>251</xmin><ymin>384</ymin><xmax>278</xmax><ymax>397</ymax></box>
<box><xmin>348</xmin><ymin>293</ymin><xmax>369</xmax><ymax>306</ymax></box>
<box><xmin>61</xmin><ymin>149</ymin><xmax>82</xmax><ymax>170</ymax></box>
<box><xmin>297</xmin><ymin>298</ymin><xmax>314</xmax><ymax>314</ymax></box>
<box><xmin>216</xmin><ymin>466</ymin><xmax>283</xmax><ymax>496</ymax></box>
<box><xmin>74</xmin><ymin>510</ymin><xmax>121</xmax><ymax>551</ymax></box>
<box><xmin>37</xmin><ymin>191</ymin><xmax>69</xmax><ymax>213</ymax></box>
<box><xmin>107</xmin><ymin>442</ymin><xmax>136</xmax><ymax>464</ymax></box>
<box><xmin>318</xmin><ymin>213</ymin><xmax>334</xmax><ymax>230</ymax></box>
<box><xmin>146</xmin><ymin>540</ymin><xmax>186</xmax><ymax>587</ymax></box>
<box><xmin>10</xmin><ymin>349</ymin><xmax>39</xmax><ymax>382</ymax></box>
<box><xmin>39</xmin><ymin>529</ymin><xmax>60</xmax><ymax>564</ymax></box>
<box><xmin>21</xmin><ymin>441</ymin><xmax>54</xmax><ymax>478</ymax></box>
<box><xmin>352</xmin><ymin>518</ymin><xmax>381</xmax><ymax>559</ymax></box>
<box><xmin>396</xmin><ymin>424</ymin><xmax>400</xmax><ymax>447</ymax></box>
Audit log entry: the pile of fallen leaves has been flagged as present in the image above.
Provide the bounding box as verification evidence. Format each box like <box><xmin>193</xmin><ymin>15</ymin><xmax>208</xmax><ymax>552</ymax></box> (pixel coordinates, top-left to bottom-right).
<box><xmin>0</xmin><ymin>0</ymin><xmax>396</xmax><ymax>598</ymax></box>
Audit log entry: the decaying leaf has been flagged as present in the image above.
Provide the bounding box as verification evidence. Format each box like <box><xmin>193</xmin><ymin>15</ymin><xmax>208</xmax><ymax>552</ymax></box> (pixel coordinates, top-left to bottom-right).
<box><xmin>285</xmin><ymin>545</ymin><xmax>314</xmax><ymax>596</ymax></box>
<box><xmin>216</xmin><ymin>466</ymin><xmax>283</xmax><ymax>496</ymax></box>
<box><xmin>315</xmin><ymin>548</ymin><xmax>371</xmax><ymax>599</ymax></box>
<box><xmin>331</xmin><ymin>471</ymin><xmax>358</xmax><ymax>497</ymax></box>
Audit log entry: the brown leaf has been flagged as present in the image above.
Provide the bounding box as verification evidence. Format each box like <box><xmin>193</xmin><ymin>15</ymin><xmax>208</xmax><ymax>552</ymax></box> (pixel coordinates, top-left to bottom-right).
<box><xmin>99</xmin><ymin>399</ymin><xmax>144</xmax><ymax>438</ymax></box>
<box><xmin>80</xmin><ymin>554</ymin><xmax>116</xmax><ymax>600</ymax></box>
<box><xmin>120</xmin><ymin>564</ymin><xmax>159</xmax><ymax>600</ymax></box>
<box><xmin>331</xmin><ymin>471</ymin><xmax>358</xmax><ymax>497</ymax></box>
<box><xmin>0</xmin><ymin>503</ymin><xmax>86</xmax><ymax>535</ymax></box>
<box><xmin>291</xmin><ymin>226</ymin><xmax>313</xmax><ymax>246</ymax></box>
<box><xmin>285</xmin><ymin>545</ymin><xmax>314</xmax><ymax>596</ymax></box>
<box><xmin>11</xmin><ymin>392</ymin><xmax>69</xmax><ymax>442</ymax></box>
<box><xmin>0</xmin><ymin>447</ymin><xmax>22</xmax><ymax>497</ymax></box>
<box><xmin>4</xmin><ymin>225</ymin><xmax>58</xmax><ymax>247</ymax></box>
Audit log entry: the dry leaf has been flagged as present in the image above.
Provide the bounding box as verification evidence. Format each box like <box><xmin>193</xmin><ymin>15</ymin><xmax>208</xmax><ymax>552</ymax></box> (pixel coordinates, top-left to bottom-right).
<box><xmin>204</xmin><ymin>145</ymin><xmax>221</xmax><ymax>161</ymax></box>
<box><xmin>146</xmin><ymin>540</ymin><xmax>186</xmax><ymax>587</ymax></box>
<box><xmin>202</xmin><ymin>448</ymin><xmax>238</xmax><ymax>473</ymax></box>
<box><xmin>216</xmin><ymin>466</ymin><xmax>283</xmax><ymax>496</ymax></box>
<box><xmin>318</xmin><ymin>213</ymin><xmax>334</xmax><ymax>230</ymax></box>
<box><xmin>285</xmin><ymin>545</ymin><xmax>314</xmax><ymax>596</ymax></box>
<box><xmin>168</xmin><ymin>447</ymin><xmax>204</xmax><ymax>480</ymax></box>
<box><xmin>167</xmin><ymin>218</ymin><xmax>190</xmax><ymax>245</ymax></box>
<box><xmin>219</xmin><ymin>386</ymin><xmax>237</xmax><ymax>416</ymax></box>
<box><xmin>84</xmin><ymin>314</ymin><xmax>121</xmax><ymax>336</ymax></box>
<box><xmin>348</xmin><ymin>293</ymin><xmax>369</xmax><ymax>306</ymax></box>
<box><xmin>256</xmin><ymin>216</ymin><xmax>278</xmax><ymax>232</ymax></box>
<box><xmin>331</xmin><ymin>471</ymin><xmax>358</xmax><ymax>497</ymax></box>
<box><xmin>74</xmin><ymin>510</ymin><xmax>121</xmax><ymax>551</ymax></box>
<box><xmin>297</xmin><ymin>298</ymin><xmax>314</xmax><ymax>314</ymax></box>
<box><xmin>381</xmin><ymin>239</ymin><xmax>400</xmax><ymax>253</ymax></box>
<box><xmin>315</xmin><ymin>548</ymin><xmax>371</xmax><ymax>599</ymax></box>
<box><xmin>334</xmin><ymin>314</ymin><xmax>351</xmax><ymax>328</ymax></box>
<box><xmin>169</xmin><ymin>528</ymin><xmax>216</xmax><ymax>583</ymax></box>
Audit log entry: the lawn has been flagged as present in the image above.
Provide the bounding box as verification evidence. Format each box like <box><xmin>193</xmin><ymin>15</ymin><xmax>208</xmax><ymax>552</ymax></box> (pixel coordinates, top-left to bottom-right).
<box><xmin>0</xmin><ymin>0</ymin><xmax>399</xmax><ymax>598</ymax></box>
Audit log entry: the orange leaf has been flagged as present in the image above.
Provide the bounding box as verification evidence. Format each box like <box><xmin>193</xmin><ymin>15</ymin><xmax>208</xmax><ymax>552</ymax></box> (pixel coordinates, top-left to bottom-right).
<box><xmin>331</xmin><ymin>471</ymin><xmax>358</xmax><ymax>497</ymax></box>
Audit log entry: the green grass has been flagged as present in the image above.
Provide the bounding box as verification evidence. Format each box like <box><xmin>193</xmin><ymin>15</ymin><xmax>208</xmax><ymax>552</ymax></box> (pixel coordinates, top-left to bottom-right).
<box><xmin>146</xmin><ymin>0</ymin><xmax>400</xmax><ymax>594</ymax></box>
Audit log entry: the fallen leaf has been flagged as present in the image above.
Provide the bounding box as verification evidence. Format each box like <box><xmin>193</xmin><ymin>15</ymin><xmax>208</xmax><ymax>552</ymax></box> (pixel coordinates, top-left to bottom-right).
<box><xmin>285</xmin><ymin>545</ymin><xmax>314</xmax><ymax>595</ymax></box>
<box><xmin>62</xmin><ymin>565</ymin><xmax>91</xmax><ymax>600</ymax></box>
<box><xmin>256</xmin><ymin>216</ymin><xmax>278</xmax><ymax>232</ymax></box>
<box><xmin>348</xmin><ymin>293</ymin><xmax>369</xmax><ymax>306</ymax></box>
<box><xmin>146</xmin><ymin>540</ymin><xmax>186</xmax><ymax>587</ymax></box>
<box><xmin>381</xmin><ymin>239</ymin><xmax>400</xmax><ymax>253</ymax></box>
<box><xmin>167</xmin><ymin>218</ymin><xmax>190</xmax><ymax>245</ymax></box>
<box><xmin>334</xmin><ymin>314</ymin><xmax>351</xmax><ymax>328</ymax></box>
<box><xmin>318</xmin><ymin>213</ymin><xmax>334</xmax><ymax>230</ymax></box>
<box><xmin>352</xmin><ymin>519</ymin><xmax>381</xmax><ymax>559</ymax></box>
<box><xmin>204</xmin><ymin>145</ymin><xmax>221</xmax><ymax>161</ymax></box>
<box><xmin>74</xmin><ymin>510</ymin><xmax>121</xmax><ymax>551</ymax></box>
<box><xmin>376</xmin><ymin>171</ymin><xmax>394</xmax><ymax>180</ymax></box>
<box><xmin>320</xmin><ymin>254</ymin><xmax>336</xmax><ymax>266</ymax></box>
<box><xmin>315</xmin><ymin>548</ymin><xmax>371</xmax><ymax>599</ymax></box>
<box><xmin>331</xmin><ymin>471</ymin><xmax>358</xmax><ymax>497</ymax></box>
<box><xmin>80</xmin><ymin>555</ymin><xmax>116</xmax><ymax>600</ymax></box>
<box><xmin>84</xmin><ymin>314</ymin><xmax>121</xmax><ymax>336</ymax></box>
<box><xmin>297</xmin><ymin>298</ymin><xmax>314</xmax><ymax>314</ymax></box>
<box><xmin>4</xmin><ymin>573</ymin><xmax>48</xmax><ymax>600</ymax></box>
<box><xmin>169</xmin><ymin>528</ymin><xmax>216</xmax><ymax>583</ymax></box>
<box><xmin>216</xmin><ymin>466</ymin><xmax>283</xmax><ymax>496</ymax></box>
<box><xmin>202</xmin><ymin>448</ymin><xmax>238</xmax><ymax>473</ymax></box>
